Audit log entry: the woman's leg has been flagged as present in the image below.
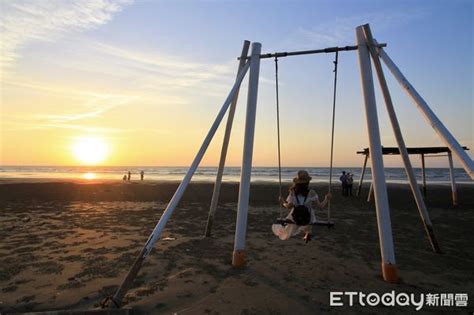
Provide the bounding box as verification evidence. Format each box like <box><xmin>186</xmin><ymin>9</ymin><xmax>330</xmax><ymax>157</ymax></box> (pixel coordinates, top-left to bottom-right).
<box><xmin>302</xmin><ymin>225</ymin><xmax>312</xmax><ymax>243</ymax></box>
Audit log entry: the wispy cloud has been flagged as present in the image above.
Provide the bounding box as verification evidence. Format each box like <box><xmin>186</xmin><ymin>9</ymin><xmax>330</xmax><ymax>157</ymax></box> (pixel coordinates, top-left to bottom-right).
<box><xmin>2</xmin><ymin>77</ymin><xmax>140</xmax><ymax>124</ymax></box>
<box><xmin>7</xmin><ymin>36</ymin><xmax>240</xmax><ymax>96</ymax></box>
<box><xmin>3</xmin><ymin>115</ymin><xmax>173</xmax><ymax>135</ymax></box>
<box><xmin>1</xmin><ymin>78</ymin><xmax>143</xmax><ymax>137</ymax></box>
<box><xmin>0</xmin><ymin>0</ymin><xmax>133</xmax><ymax>75</ymax></box>
<box><xmin>280</xmin><ymin>9</ymin><xmax>429</xmax><ymax>49</ymax></box>
<box><xmin>1</xmin><ymin>116</ymin><xmax>125</xmax><ymax>133</ymax></box>
<box><xmin>0</xmin><ymin>0</ymin><xmax>244</xmax><ymax>135</ymax></box>
<box><xmin>89</xmin><ymin>41</ymin><xmax>236</xmax><ymax>88</ymax></box>
<box><xmin>33</xmin><ymin>95</ymin><xmax>139</xmax><ymax>123</ymax></box>
<box><xmin>26</xmin><ymin>38</ymin><xmax>243</xmax><ymax>103</ymax></box>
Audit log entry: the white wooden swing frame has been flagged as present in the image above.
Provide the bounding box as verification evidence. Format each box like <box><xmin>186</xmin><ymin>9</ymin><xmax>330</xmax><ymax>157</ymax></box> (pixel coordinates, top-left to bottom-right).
<box><xmin>104</xmin><ymin>23</ymin><xmax>474</xmax><ymax>308</ymax></box>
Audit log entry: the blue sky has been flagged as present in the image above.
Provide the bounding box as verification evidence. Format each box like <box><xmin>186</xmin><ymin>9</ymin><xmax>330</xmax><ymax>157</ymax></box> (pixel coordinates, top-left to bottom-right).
<box><xmin>1</xmin><ymin>0</ymin><xmax>472</xmax><ymax>168</ymax></box>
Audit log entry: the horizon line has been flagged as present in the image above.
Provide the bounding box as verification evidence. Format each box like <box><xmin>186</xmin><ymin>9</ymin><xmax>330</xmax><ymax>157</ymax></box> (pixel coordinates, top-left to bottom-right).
<box><xmin>0</xmin><ymin>164</ymin><xmax>467</xmax><ymax>169</ymax></box>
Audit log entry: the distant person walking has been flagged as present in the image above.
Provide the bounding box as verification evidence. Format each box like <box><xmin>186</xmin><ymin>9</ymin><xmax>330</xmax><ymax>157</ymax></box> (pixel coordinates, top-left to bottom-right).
<box><xmin>122</xmin><ymin>174</ymin><xmax>127</xmax><ymax>181</ymax></box>
<box><xmin>340</xmin><ymin>171</ymin><xmax>348</xmax><ymax>196</ymax></box>
<box><xmin>140</xmin><ymin>170</ymin><xmax>144</xmax><ymax>181</ymax></box>
<box><xmin>347</xmin><ymin>172</ymin><xmax>354</xmax><ymax>196</ymax></box>
<box><xmin>127</xmin><ymin>171</ymin><xmax>131</xmax><ymax>181</ymax></box>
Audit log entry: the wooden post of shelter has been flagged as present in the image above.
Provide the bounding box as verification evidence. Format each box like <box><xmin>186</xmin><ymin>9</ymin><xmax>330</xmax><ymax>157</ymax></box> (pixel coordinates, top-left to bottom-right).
<box><xmin>421</xmin><ymin>153</ymin><xmax>427</xmax><ymax>197</ymax></box>
<box><xmin>357</xmin><ymin>153</ymin><xmax>369</xmax><ymax>197</ymax></box>
<box><xmin>447</xmin><ymin>151</ymin><xmax>458</xmax><ymax>207</ymax></box>
<box><xmin>367</xmin><ymin>181</ymin><xmax>374</xmax><ymax>202</ymax></box>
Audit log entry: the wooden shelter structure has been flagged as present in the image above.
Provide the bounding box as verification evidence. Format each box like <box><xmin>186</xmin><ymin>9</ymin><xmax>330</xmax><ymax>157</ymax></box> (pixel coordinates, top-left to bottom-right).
<box><xmin>356</xmin><ymin>146</ymin><xmax>470</xmax><ymax>206</ymax></box>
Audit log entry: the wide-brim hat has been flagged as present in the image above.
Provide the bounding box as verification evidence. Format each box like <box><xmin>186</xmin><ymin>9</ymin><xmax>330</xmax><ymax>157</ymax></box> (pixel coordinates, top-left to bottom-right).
<box><xmin>293</xmin><ymin>170</ymin><xmax>312</xmax><ymax>184</ymax></box>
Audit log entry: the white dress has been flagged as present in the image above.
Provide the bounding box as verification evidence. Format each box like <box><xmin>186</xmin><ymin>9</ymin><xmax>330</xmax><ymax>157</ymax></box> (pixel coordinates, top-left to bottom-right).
<box><xmin>271</xmin><ymin>191</ymin><xmax>319</xmax><ymax>240</ymax></box>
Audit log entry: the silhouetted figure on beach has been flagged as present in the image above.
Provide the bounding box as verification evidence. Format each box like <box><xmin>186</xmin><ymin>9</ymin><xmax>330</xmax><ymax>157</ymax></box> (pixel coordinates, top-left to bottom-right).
<box><xmin>340</xmin><ymin>171</ymin><xmax>348</xmax><ymax>196</ymax></box>
<box><xmin>127</xmin><ymin>171</ymin><xmax>131</xmax><ymax>181</ymax></box>
<box><xmin>347</xmin><ymin>172</ymin><xmax>354</xmax><ymax>196</ymax></box>
<box><xmin>122</xmin><ymin>174</ymin><xmax>127</xmax><ymax>181</ymax></box>
<box><xmin>140</xmin><ymin>170</ymin><xmax>144</xmax><ymax>181</ymax></box>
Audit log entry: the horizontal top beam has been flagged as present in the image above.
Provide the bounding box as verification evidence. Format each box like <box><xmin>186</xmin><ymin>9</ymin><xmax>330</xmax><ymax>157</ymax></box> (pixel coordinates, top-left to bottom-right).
<box><xmin>357</xmin><ymin>146</ymin><xmax>470</xmax><ymax>155</ymax></box>
<box><xmin>237</xmin><ymin>43</ymin><xmax>387</xmax><ymax>60</ymax></box>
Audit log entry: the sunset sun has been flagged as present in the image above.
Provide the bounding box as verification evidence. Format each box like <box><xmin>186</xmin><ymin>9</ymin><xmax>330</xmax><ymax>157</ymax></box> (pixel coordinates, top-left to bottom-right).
<box><xmin>72</xmin><ymin>137</ymin><xmax>108</xmax><ymax>165</ymax></box>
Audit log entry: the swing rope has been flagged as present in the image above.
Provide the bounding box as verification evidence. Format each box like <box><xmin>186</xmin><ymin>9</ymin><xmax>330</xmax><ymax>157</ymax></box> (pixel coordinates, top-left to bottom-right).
<box><xmin>327</xmin><ymin>51</ymin><xmax>339</xmax><ymax>222</ymax></box>
<box><xmin>274</xmin><ymin>57</ymin><xmax>283</xmax><ymax>219</ymax></box>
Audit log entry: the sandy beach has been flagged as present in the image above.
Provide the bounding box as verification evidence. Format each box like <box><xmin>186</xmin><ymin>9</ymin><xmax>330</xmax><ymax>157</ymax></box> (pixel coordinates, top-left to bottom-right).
<box><xmin>0</xmin><ymin>180</ymin><xmax>473</xmax><ymax>314</ymax></box>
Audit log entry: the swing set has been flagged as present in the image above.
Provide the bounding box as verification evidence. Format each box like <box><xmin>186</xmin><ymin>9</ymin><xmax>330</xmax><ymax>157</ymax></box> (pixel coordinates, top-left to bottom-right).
<box><xmin>103</xmin><ymin>24</ymin><xmax>474</xmax><ymax>308</ymax></box>
<box><xmin>272</xmin><ymin>52</ymin><xmax>337</xmax><ymax>227</ymax></box>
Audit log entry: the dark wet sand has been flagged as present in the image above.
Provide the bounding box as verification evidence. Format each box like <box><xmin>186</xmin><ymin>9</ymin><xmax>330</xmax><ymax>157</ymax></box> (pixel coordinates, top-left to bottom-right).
<box><xmin>0</xmin><ymin>181</ymin><xmax>473</xmax><ymax>314</ymax></box>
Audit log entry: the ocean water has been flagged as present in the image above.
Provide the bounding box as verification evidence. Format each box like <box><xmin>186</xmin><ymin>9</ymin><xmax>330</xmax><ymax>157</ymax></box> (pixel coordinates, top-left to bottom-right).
<box><xmin>0</xmin><ymin>166</ymin><xmax>471</xmax><ymax>184</ymax></box>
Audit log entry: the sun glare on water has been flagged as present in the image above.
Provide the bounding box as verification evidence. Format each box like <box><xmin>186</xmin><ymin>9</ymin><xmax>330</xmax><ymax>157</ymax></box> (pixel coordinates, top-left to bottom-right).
<box><xmin>83</xmin><ymin>172</ymin><xmax>96</xmax><ymax>180</ymax></box>
<box><xmin>72</xmin><ymin>137</ymin><xmax>108</xmax><ymax>165</ymax></box>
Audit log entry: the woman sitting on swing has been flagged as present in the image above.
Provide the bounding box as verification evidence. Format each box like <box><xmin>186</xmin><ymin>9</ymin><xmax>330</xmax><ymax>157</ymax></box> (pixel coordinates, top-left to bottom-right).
<box><xmin>272</xmin><ymin>170</ymin><xmax>331</xmax><ymax>243</ymax></box>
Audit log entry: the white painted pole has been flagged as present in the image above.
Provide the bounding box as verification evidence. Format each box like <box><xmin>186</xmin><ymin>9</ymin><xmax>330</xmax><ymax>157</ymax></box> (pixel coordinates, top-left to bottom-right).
<box><xmin>232</xmin><ymin>42</ymin><xmax>262</xmax><ymax>268</ymax></box>
<box><xmin>376</xmin><ymin>44</ymin><xmax>474</xmax><ymax>180</ymax></box>
<box><xmin>363</xmin><ymin>24</ymin><xmax>440</xmax><ymax>253</ymax></box>
<box><xmin>447</xmin><ymin>151</ymin><xmax>458</xmax><ymax>207</ymax></box>
<box><xmin>356</xmin><ymin>25</ymin><xmax>398</xmax><ymax>283</ymax></box>
<box><xmin>107</xmin><ymin>61</ymin><xmax>251</xmax><ymax>308</ymax></box>
<box><xmin>205</xmin><ymin>40</ymin><xmax>250</xmax><ymax>237</ymax></box>
<box><xmin>357</xmin><ymin>154</ymin><xmax>369</xmax><ymax>197</ymax></box>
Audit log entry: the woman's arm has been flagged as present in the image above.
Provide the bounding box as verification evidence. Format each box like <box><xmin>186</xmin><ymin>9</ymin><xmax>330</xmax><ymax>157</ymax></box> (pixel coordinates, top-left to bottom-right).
<box><xmin>284</xmin><ymin>202</ymin><xmax>295</xmax><ymax>209</ymax></box>
<box><xmin>279</xmin><ymin>193</ymin><xmax>294</xmax><ymax>209</ymax></box>
<box><xmin>311</xmin><ymin>190</ymin><xmax>332</xmax><ymax>208</ymax></box>
<box><xmin>279</xmin><ymin>197</ymin><xmax>294</xmax><ymax>209</ymax></box>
